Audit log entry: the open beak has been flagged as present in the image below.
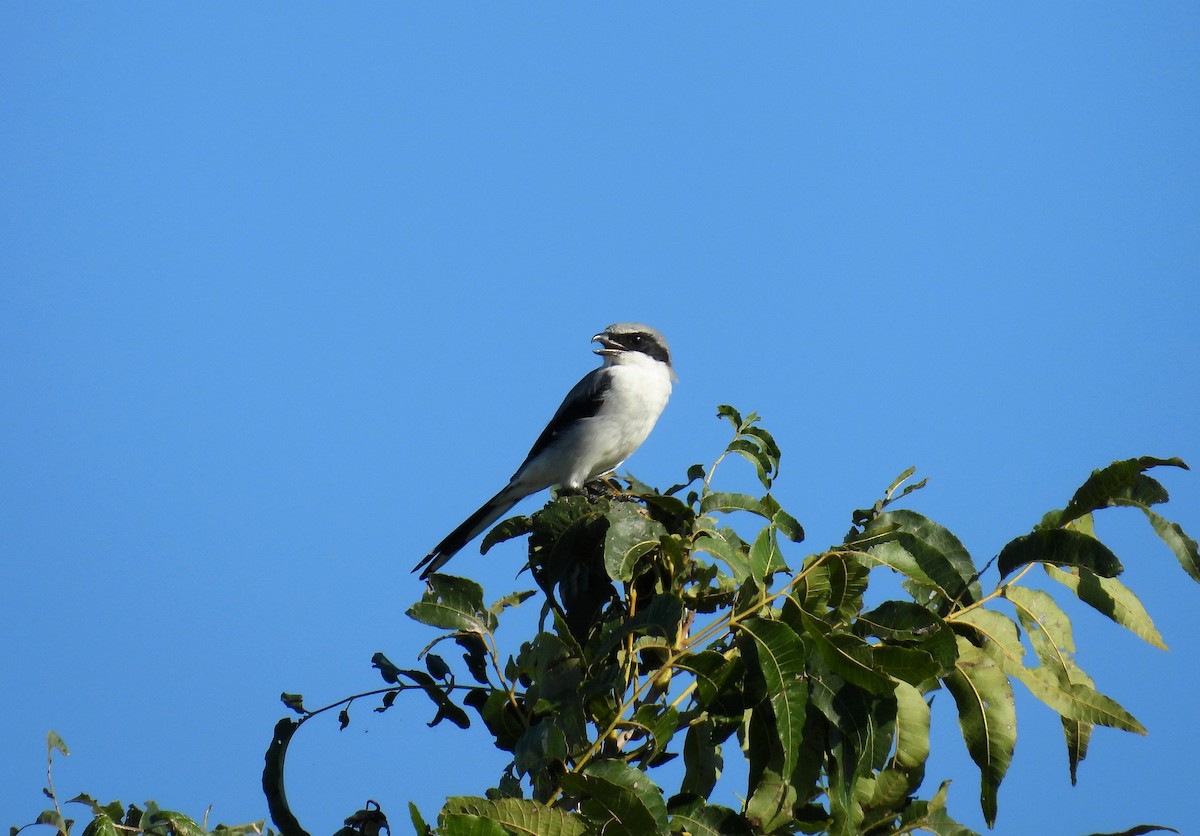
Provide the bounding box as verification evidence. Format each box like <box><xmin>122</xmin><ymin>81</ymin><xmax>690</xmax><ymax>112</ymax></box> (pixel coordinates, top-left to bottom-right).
<box><xmin>592</xmin><ymin>332</ymin><xmax>622</xmax><ymax>356</ymax></box>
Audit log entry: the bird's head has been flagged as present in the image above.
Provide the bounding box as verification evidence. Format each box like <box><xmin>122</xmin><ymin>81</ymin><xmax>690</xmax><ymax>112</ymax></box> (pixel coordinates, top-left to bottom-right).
<box><xmin>593</xmin><ymin>323</ymin><xmax>674</xmax><ymax>376</ymax></box>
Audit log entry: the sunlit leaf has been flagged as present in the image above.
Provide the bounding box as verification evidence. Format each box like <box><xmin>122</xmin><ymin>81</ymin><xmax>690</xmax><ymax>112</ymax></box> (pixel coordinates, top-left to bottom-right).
<box><xmin>441</xmin><ymin>798</ymin><xmax>587</xmax><ymax>836</ymax></box>
<box><xmin>406</xmin><ymin>575</ymin><xmax>495</xmax><ymax>633</ymax></box>
<box><xmin>893</xmin><ymin>680</ymin><xmax>931</xmax><ymax>770</ymax></box>
<box><xmin>1043</xmin><ymin>564</ymin><xmax>1166</xmax><ymax>649</ymax></box>
<box><xmin>943</xmin><ymin>637</ymin><xmax>1016</xmax><ymax>828</ymax></box>
<box><xmin>46</xmin><ymin>731</ymin><xmax>69</xmax><ymax>758</ymax></box>
<box><xmin>437</xmin><ymin>814</ymin><xmax>508</xmax><ymax>836</ymax></box>
<box><xmin>693</xmin><ymin>527</ymin><xmax>751</xmax><ymax>583</ymax></box>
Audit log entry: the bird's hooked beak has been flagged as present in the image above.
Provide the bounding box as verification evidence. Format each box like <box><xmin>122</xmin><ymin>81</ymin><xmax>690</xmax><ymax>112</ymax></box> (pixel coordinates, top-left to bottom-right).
<box><xmin>592</xmin><ymin>332</ymin><xmax>622</xmax><ymax>356</ymax></box>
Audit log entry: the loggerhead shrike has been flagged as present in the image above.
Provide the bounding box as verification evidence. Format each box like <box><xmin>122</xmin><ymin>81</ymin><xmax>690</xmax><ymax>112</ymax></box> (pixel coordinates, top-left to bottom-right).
<box><xmin>414</xmin><ymin>322</ymin><xmax>674</xmax><ymax>580</ymax></box>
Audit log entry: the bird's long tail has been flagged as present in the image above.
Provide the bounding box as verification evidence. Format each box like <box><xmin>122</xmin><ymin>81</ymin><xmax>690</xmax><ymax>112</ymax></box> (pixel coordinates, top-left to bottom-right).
<box><xmin>413</xmin><ymin>486</ymin><xmax>523</xmax><ymax>580</ymax></box>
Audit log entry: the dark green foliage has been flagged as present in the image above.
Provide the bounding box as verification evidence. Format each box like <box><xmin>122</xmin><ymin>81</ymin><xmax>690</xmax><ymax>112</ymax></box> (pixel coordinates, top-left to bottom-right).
<box><xmin>13</xmin><ymin>411</ymin><xmax>1195</xmax><ymax>836</ymax></box>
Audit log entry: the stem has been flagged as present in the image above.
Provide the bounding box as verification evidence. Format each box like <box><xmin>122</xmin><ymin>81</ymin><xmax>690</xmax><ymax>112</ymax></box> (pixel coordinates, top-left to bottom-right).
<box><xmin>484</xmin><ymin>629</ymin><xmax>530</xmax><ymax>729</ymax></box>
<box><xmin>945</xmin><ymin>563</ymin><xmax>1036</xmax><ymax>622</ymax></box>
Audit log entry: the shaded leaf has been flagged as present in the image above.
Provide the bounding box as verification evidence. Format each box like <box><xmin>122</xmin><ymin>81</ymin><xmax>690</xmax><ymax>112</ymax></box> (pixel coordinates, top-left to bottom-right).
<box><xmin>560</xmin><ymin>760</ymin><xmax>669</xmax><ymax>836</ymax></box>
<box><xmin>262</xmin><ymin>718</ymin><xmax>310</xmax><ymax>836</ymax></box>
<box><xmin>997</xmin><ymin>529</ymin><xmax>1123</xmax><ymax>580</ymax></box>
<box><xmin>1040</xmin><ymin>456</ymin><xmax>1186</xmax><ymax>529</ymax></box>
<box><xmin>1125</xmin><ymin>503</ymin><xmax>1200</xmax><ymax>584</ymax></box>
<box><xmin>680</xmin><ymin>718</ymin><xmax>722</xmax><ymax>799</ymax></box>
<box><xmin>853</xmin><ymin>510</ymin><xmax>981</xmax><ymax>607</ymax></box>
<box><xmin>603</xmin><ymin>502</ymin><xmax>666</xmax><ymax>582</ymax></box>
<box><xmin>280</xmin><ymin>693</ymin><xmax>307</xmax><ymax>715</ymax></box>
<box><xmin>480</xmin><ymin>515</ymin><xmax>533</xmax><ymax>555</ymax></box>
<box><xmin>668</xmin><ymin>798</ymin><xmax>753</xmax><ymax>836</ymax></box>
<box><xmin>898</xmin><ymin>781</ymin><xmax>981</xmax><ymax>836</ymax></box>
<box><xmin>802</xmin><ymin>612</ymin><xmax>893</xmax><ymax>694</ymax></box>
<box><xmin>738</xmin><ymin>617</ymin><xmax>809</xmax><ymax>779</ymax></box>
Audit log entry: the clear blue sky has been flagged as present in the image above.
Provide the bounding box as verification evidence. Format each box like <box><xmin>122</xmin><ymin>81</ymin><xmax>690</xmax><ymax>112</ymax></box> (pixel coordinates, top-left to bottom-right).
<box><xmin>3</xmin><ymin>5</ymin><xmax>1197</xmax><ymax>834</ymax></box>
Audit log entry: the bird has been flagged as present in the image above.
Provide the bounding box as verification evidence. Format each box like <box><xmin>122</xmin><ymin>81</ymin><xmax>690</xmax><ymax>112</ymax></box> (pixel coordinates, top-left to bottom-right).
<box><xmin>413</xmin><ymin>322</ymin><xmax>674</xmax><ymax>580</ymax></box>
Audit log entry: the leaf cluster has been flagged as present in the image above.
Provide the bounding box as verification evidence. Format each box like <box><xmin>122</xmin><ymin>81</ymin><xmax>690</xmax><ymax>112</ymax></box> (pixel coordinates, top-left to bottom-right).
<box><xmin>261</xmin><ymin>409</ymin><xmax>1195</xmax><ymax>835</ymax></box>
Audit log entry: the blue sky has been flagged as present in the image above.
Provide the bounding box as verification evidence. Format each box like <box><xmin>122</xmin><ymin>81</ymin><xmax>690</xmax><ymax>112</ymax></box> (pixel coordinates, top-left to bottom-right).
<box><xmin>2</xmin><ymin>4</ymin><xmax>1197</xmax><ymax>834</ymax></box>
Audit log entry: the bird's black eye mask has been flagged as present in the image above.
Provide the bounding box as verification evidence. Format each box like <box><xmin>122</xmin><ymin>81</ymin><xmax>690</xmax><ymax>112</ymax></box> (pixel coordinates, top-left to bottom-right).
<box><xmin>617</xmin><ymin>332</ymin><xmax>670</xmax><ymax>366</ymax></box>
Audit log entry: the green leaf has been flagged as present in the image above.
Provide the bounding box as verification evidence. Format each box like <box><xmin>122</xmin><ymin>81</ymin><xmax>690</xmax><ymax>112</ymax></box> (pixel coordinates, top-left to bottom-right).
<box><xmin>46</xmin><ymin>731</ymin><xmax>69</xmax><ymax>758</ymax></box>
<box><xmin>1082</xmin><ymin>826</ymin><xmax>1180</xmax><ymax>836</ymax></box>
<box><xmin>673</xmin><ymin>650</ymin><xmax>743</xmax><ymax>709</ymax></box>
<box><xmin>150</xmin><ymin>811</ymin><xmax>206</xmax><ymax>836</ymax></box>
<box><xmin>1125</xmin><ymin>503</ymin><xmax>1200</xmax><ymax>583</ymax></box>
<box><xmin>855</xmin><ymin>600</ymin><xmax>958</xmax><ymax>675</ymax></box>
<box><xmin>603</xmin><ymin>502</ymin><xmax>667</xmax><ymax>582</ymax></box>
<box><xmin>372</xmin><ymin>652</ymin><xmax>404</xmax><ymax>684</ymax></box>
<box><xmin>853</xmin><ymin>510</ymin><xmax>981</xmax><ymax>607</ymax></box>
<box><xmin>898</xmin><ymin>780</ymin><xmax>981</xmax><ymax>836</ymax></box>
<box><xmin>997</xmin><ymin>528</ymin><xmax>1123</xmax><ymax>580</ymax></box>
<box><xmin>738</xmin><ymin>618</ymin><xmax>809</xmax><ymax>780</ymax></box>
<box><xmin>748</xmin><ymin>527</ymin><xmax>782</xmax><ymax>582</ymax></box>
<box><xmin>488</xmin><ymin>589</ymin><xmax>536</xmax><ymax>617</ymax></box>
<box><xmin>627</xmin><ymin>704</ymin><xmax>680</xmax><ymax>762</ymax></box>
<box><xmin>801</xmin><ymin>612</ymin><xmax>893</xmax><ymax>694</ymax></box>
<box><xmin>280</xmin><ymin>692</ymin><xmax>307</xmax><ymax>714</ymax></box>
<box><xmin>513</xmin><ymin>718</ymin><xmax>568</xmax><ymax>779</ymax></box>
<box><xmin>560</xmin><ymin>760</ymin><xmax>669</xmax><ymax>836</ymax></box>
<box><xmin>80</xmin><ymin>816</ymin><xmax>119</xmax><ymax>836</ymax></box>
<box><xmin>667</xmin><ymin>799</ymin><xmax>754</xmax><ymax>836</ymax></box>
<box><xmin>953</xmin><ymin>608</ymin><xmax>1025</xmax><ymax>663</ymax></box>
<box><xmin>262</xmin><ymin>718</ymin><xmax>310</xmax><ymax>836</ymax></box>
<box><xmin>680</xmin><ymin>718</ymin><xmax>723</xmax><ymax>798</ymax></box>
<box><xmin>943</xmin><ymin>636</ymin><xmax>1016</xmax><ymax>828</ymax></box>
<box><xmin>437</xmin><ymin>814</ymin><xmax>508</xmax><ymax>836</ymax></box>
<box><xmin>34</xmin><ymin>811</ymin><xmax>69</xmax><ymax>836</ymax></box>
<box><xmin>699</xmin><ymin>491</ymin><xmax>769</xmax><ymax>517</ymax></box>
<box><xmin>408</xmin><ymin>802</ymin><xmax>430</xmax><ymax>836</ymax></box>
<box><xmin>406</xmin><ymin>575</ymin><xmax>495</xmax><ymax>633</ymax></box>
<box><xmin>480</xmin><ymin>514</ymin><xmax>533</xmax><ymax>554</ymax></box>
<box><xmin>442</xmin><ymin>797</ymin><xmax>588</xmax><ymax>836</ymax></box>
<box><xmin>1040</xmin><ymin>456</ymin><xmax>1187</xmax><ymax>529</ymax></box>
<box><xmin>726</xmin><ymin>438</ymin><xmax>775</xmax><ymax>489</ymax></box>
<box><xmin>892</xmin><ymin>680</ymin><xmax>931</xmax><ymax>770</ymax></box>
<box><xmin>1043</xmin><ymin>564</ymin><xmax>1167</xmax><ymax>649</ymax></box>
<box><xmin>715</xmin><ymin>404</ymin><xmax>743</xmax><ymax>428</ymax></box>
<box><xmin>1004</xmin><ymin>586</ymin><xmax>1145</xmax><ymax>735</ymax></box>
<box><xmin>588</xmin><ymin>594</ymin><xmax>683</xmax><ymax>663</ymax></box>
<box><xmin>693</xmin><ymin>527</ymin><xmax>751</xmax><ymax>583</ymax></box>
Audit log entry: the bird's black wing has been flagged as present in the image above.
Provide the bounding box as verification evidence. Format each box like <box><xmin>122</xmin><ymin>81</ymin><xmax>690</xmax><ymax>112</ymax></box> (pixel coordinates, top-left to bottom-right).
<box><xmin>514</xmin><ymin>367</ymin><xmax>613</xmax><ymax>473</ymax></box>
